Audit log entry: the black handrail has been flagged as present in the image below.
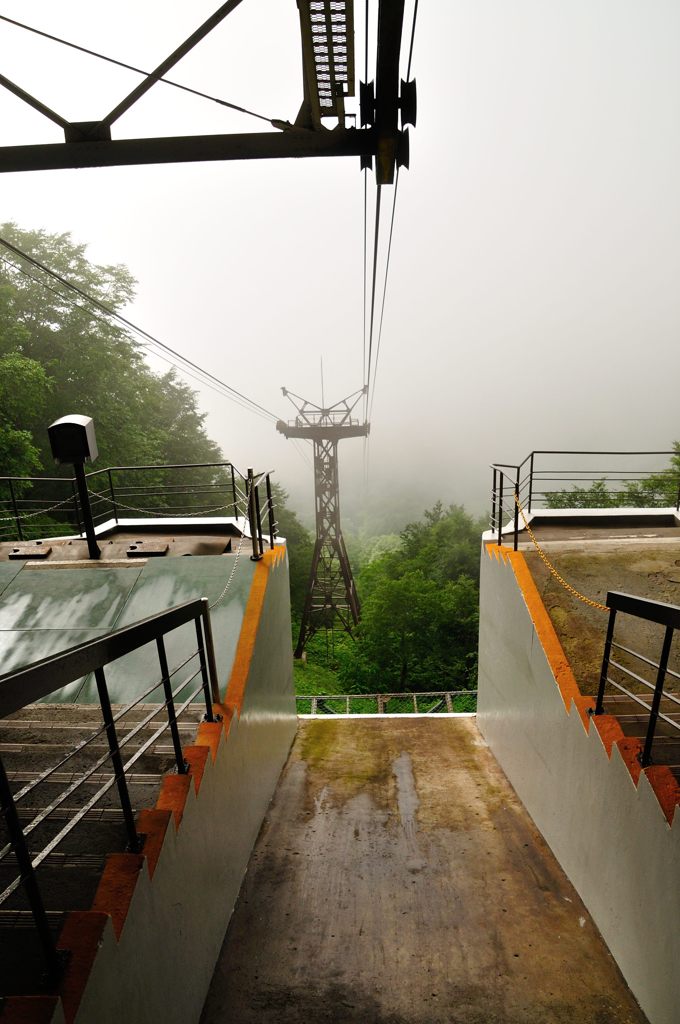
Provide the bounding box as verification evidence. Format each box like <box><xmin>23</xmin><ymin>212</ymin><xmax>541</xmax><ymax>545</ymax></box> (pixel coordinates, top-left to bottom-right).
<box><xmin>490</xmin><ymin>450</ymin><xmax>680</xmax><ymax>549</ymax></box>
<box><xmin>0</xmin><ymin>598</ymin><xmax>218</xmax><ymax>717</ymax></box>
<box><xmin>593</xmin><ymin>591</ymin><xmax>680</xmax><ymax>768</ymax></box>
<box><xmin>0</xmin><ymin>597</ymin><xmax>221</xmax><ymax>984</ymax></box>
<box><xmin>0</xmin><ymin>461</ymin><xmax>279</xmax><ymax>553</ymax></box>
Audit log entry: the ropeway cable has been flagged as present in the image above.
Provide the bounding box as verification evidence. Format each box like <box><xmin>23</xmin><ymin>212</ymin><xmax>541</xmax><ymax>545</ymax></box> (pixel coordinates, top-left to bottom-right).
<box><xmin>0</xmin><ymin>236</ymin><xmax>279</xmax><ymax>424</ymax></box>
<box><xmin>0</xmin><ymin>13</ymin><xmax>278</xmax><ymax>126</ymax></box>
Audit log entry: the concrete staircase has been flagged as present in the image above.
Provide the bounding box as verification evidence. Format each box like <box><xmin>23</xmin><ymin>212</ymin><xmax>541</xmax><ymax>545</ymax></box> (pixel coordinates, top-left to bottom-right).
<box><xmin>0</xmin><ymin>702</ymin><xmax>203</xmax><ymax>996</ymax></box>
<box><xmin>601</xmin><ymin>693</ymin><xmax>680</xmax><ymax>783</ymax></box>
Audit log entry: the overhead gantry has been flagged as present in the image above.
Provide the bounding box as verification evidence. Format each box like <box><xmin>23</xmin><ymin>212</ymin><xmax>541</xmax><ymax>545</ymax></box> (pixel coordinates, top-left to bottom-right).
<box><xmin>0</xmin><ymin>0</ymin><xmax>415</xmax><ymax>184</ymax></box>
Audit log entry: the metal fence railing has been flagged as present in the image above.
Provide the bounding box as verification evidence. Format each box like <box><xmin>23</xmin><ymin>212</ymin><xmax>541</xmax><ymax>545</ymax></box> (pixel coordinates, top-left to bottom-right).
<box><xmin>490</xmin><ymin>451</ymin><xmax>680</xmax><ymax>550</ymax></box>
<box><xmin>592</xmin><ymin>592</ymin><xmax>680</xmax><ymax>770</ymax></box>
<box><xmin>296</xmin><ymin>691</ymin><xmax>477</xmax><ymax>715</ymax></box>
<box><xmin>0</xmin><ymin>598</ymin><xmax>221</xmax><ymax>985</ymax></box>
<box><xmin>0</xmin><ymin>462</ymin><xmax>278</xmax><ymax>560</ymax></box>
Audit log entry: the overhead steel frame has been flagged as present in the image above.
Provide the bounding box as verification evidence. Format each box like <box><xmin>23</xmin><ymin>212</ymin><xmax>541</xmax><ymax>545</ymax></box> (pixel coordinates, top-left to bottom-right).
<box><xmin>277</xmin><ymin>388</ymin><xmax>368</xmax><ymax>657</ymax></box>
<box><xmin>0</xmin><ymin>0</ymin><xmax>411</xmax><ymax>184</ymax></box>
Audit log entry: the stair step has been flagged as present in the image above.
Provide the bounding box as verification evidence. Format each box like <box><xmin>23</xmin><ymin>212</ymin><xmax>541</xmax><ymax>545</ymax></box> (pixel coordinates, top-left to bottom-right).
<box><xmin>0</xmin><ymin>816</ymin><xmax>137</xmax><ymax>862</ymax></box>
<box><xmin>3</xmin><ymin>703</ymin><xmax>204</xmax><ymax>725</ymax></box>
<box><xmin>0</xmin><ymin>920</ymin><xmax>65</xmax><ymax>996</ymax></box>
<box><xmin>0</xmin><ymin>718</ymin><xmax>199</xmax><ymax>740</ymax></box>
<box><xmin>0</xmin><ymin>854</ymin><xmax>111</xmax><ymax>912</ymax></box>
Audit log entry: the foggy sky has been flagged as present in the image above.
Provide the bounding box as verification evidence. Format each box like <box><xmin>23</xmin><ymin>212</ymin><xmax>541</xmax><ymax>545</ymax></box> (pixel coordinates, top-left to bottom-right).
<box><xmin>1</xmin><ymin>0</ymin><xmax>679</xmax><ymax>522</ymax></box>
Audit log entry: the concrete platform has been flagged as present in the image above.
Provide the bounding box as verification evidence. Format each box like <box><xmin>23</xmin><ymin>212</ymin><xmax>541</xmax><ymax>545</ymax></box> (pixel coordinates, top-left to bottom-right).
<box><xmin>201</xmin><ymin>718</ymin><xmax>647</xmax><ymax>1024</ymax></box>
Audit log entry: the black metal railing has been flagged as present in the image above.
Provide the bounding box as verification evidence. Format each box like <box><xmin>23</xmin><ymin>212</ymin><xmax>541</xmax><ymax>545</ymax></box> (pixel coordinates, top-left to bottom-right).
<box><xmin>0</xmin><ymin>461</ymin><xmax>278</xmax><ymax>559</ymax></box>
<box><xmin>295</xmin><ymin>691</ymin><xmax>478</xmax><ymax>715</ymax></box>
<box><xmin>592</xmin><ymin>592</ymin><xmax>680</xmax><ymax>769</ymax></box>
<box><xmin>490</xmin><ymin>451</ymin><xmax>680</xmax><ymax>550</ymax></box>
<box><xmin>0</xmin><ymin>598</ymin><xmax>221</xmax><ymax>985</ymax></box>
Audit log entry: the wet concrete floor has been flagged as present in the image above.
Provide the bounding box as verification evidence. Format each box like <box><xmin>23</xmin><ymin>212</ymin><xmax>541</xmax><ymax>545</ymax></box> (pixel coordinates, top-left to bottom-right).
<box><xmin>201</xmin><ymin>718</ymin><xmax>647</xmax><ymax>1024</ymax></box>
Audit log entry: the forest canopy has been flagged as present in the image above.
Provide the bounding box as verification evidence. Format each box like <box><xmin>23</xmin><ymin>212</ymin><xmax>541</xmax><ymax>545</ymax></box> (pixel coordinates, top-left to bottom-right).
<box><xmin>0</xmin><ymin>223</ymin><xmax>222</xmax><ymax>475</ymax></box>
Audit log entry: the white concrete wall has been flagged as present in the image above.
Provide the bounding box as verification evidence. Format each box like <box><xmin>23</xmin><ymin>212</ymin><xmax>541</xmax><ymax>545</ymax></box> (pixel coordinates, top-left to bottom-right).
<box><xmin>477</xmin><ymin>548</ymin><xmax>680</xmax><ymax>1024</ymax></box>
<box><xmin>67</xmin><ymin>552</ymin><xmax>297</xmax><ymax>1024</ymax></box>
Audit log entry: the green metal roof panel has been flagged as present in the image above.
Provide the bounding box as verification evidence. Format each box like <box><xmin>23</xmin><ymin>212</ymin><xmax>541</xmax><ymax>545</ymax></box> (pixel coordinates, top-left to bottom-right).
<box><xmin>0</xmin><ymin>557</ymin><xmax>256</xmax><ymax>705</ymax></box>
<box><xmin>0</xmin><ymin>567</ymin><xmax>142</xmax><ymax>630</ymax></box>
<box><xmin>50</xmin><ymin>557</ymin><xmax>255</xmax><ymax>705</ymax></box>
<box><xmin>0</xmin><ymin>562</ymin><xmax>22</xmax><ymax>601</ymax></box>
<box><xmin>0</xmin><ymin>627</ymin><xmax>108</xmax><ymax>681</ymax></box>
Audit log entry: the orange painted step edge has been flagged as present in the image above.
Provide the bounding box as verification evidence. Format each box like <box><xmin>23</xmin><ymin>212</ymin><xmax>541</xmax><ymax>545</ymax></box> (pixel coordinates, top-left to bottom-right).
<box><xmin>17</xmin><ymin>542</ymin><xmax>282</xmax><ymax>1024</ymax></box>
<box><xmin>487</xmin><ymin>544</ymin><xmax>680</xmax><ymax>824</ymax></box>
<box><xmin>224</xmin><ymin>547</ymin><xmax>280</xmax><ymax>713</ymax></box>
<box><xmin>56</xmin><ymin>911</ymin><xmax>109</xmax><ymax>1024</ymax></box>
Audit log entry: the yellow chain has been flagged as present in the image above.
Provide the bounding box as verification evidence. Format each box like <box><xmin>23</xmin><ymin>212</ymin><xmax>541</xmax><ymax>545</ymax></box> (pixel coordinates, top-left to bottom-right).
<box><xmin>513</xmin><ymin>493</ymin><xmax>608</xmax><ymax>613</ymax></box>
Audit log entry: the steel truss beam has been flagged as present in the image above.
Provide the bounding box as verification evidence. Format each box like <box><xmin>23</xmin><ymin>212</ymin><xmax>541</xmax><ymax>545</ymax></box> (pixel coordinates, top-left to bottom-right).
<box><xmin>0</xmin><ymin>128</ymin><xmax>376</xmax><ymax>174</ymax></box>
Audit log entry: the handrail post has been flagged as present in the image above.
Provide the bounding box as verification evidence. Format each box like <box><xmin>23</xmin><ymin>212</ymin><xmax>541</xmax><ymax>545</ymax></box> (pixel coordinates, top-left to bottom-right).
<box><xmin>156</xmin><ymin>636</ymin><xmax>188</xmax><ymax>774</ymax></box>
<box><xmin>594</xmin><ymin>607</ymin><xmax>617</xmax><ymax>715</ymax></box>
<box><xmin>199</xmin><ymin>600</ymin><xmax>221</xmax><ymax>710</ymax></box>
<box><xmin>513</xmin><ymin>468</ymin><xmax>520</xmax><ymax>552</ymax></box>
<box><xmin>7</xmin><ymin>478</ymin><xmax>24</xmax><ymax>541</ymax></box>
<box><xmin>94</xmin><ymin>667</ymin><xmax>143</xmax><ymax>852</ymax></box>
<box><xmin>0</xmin><ymin>754</ymin><xmax>64</xmax><ymax>983</ymax></box>
<box><xmin>108</xmin><ymin>468</ymin><xmax>119</xmax><ymax>524</ymax></box>
<box><xmin>491</xmin><ymin>468</ymin><xmax>497</xmax><ymax>536</ymax></box>
<box><xmin>254</xmin><ymin>479</ymin><xmax>264</xmax><ymax>554</ymax></box>
<box><xmin>497</xmin><ymin>473</ymin><xmax>503</xmax><ymax>547</ymax></box>
<box><xmin>528</xmin><ymin>452</ymin><xmax>535</xmax><ymax>513</ymax></box>
<box><xmin>641</xmin><ymin>624</ymin><xmax>674</xmax><ymax>767</ymax></box>
<box><xmin>247</xmin><ymin>468</ymin><xmax>262</xmax><ymax>561</ymax></box>
<box><xmin>231</xmin><ymin>465</ymin><xmax>238</xmax><ymax>518</ymax></box>
<box><xmin>266</xmin><ymin>473</ymin><xmax>276</xmax><ymax>549</ymax></box>
<box><xmin>676</xmin><ymin>476</ymin><xmax>680</xmax><ymax>513</ymax></box>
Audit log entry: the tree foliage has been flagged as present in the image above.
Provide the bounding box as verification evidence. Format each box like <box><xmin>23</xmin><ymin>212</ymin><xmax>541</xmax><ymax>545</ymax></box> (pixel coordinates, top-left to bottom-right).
<box><xmin>0</xmin><ymin>223</ymin><xmax>222</xmax><ymax>474</ymax></box>
<box><xmin>338</xmin><ymin>504</ymin><xmax>484</xmax><ymax>693</ymax></box>
<box><xmin>0</xmin><ymin>350</ymin><xmax>52</xmax><ymax>477</ymax></box>
<box><xmin>271</xmin><ymin>482</ymin><xmax>313</xmax><ymax>621</ymax></box>
<box><xmin>545</xmin><ymin>446</ymin><xmax>680</xmax><ymax>509</ymax></box>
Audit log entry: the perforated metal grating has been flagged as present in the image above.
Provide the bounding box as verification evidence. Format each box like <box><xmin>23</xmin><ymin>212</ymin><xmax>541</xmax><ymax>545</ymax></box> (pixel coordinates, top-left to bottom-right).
<box><xmin>299</xmin><ymin>0</ymin><xmax>355</xmax><ymax>122</ymax></box>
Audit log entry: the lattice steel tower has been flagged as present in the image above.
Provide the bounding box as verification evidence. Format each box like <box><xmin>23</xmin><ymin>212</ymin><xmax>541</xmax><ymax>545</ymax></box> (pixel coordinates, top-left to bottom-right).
<box><xmin>277</xmin><ymin>387</ymin><xmax>369</xmax><ymax>658</ymax></box>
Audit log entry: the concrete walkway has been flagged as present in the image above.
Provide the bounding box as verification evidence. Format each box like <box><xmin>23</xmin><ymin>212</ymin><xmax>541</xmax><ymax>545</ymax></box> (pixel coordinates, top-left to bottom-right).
<box><xmin>201</xmin><ymin>718</ymin><xmax>647</xmax><ymax>1024</ymax></box>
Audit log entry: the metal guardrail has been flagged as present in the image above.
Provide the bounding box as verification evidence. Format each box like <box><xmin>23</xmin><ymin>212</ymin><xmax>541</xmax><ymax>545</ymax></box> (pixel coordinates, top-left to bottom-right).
<box><xmin>0</xmin><ymin>598</ymin><xmax>221</xmax><ymax>985</ymax></box>
<box><xmin>0</xmin><ymin>461</ymin><xmax>278</xmax><ymax>559</ymax></box>
<box><xmin>593</xmin><ymin>592</ymin><xmax>680</xmax><ymax>769</ymax></box>
<box><xmin>296</xmin><ymin>691</ymin><xmax>478</xmax><ymax>715</ymax></box>
<box><xmin>490</xmin><ymin>451</ymin><xmax>680</xmax><ymax>550</ymax></box>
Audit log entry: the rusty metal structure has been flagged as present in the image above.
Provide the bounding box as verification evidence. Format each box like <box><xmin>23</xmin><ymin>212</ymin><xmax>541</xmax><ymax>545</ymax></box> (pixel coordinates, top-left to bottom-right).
<box><xmin>0</xmin><ymin>0</ymin><xmax>414</xmax><ymax>185</ymax></box>
<box><xmin>277</xmin><ymin>387</ymin><xmax>368</xmax><ymax>656</ymax></box>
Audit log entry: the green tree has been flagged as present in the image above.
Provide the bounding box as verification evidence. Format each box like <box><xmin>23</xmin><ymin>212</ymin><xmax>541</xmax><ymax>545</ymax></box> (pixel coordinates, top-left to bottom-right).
<box><xmin>0</xmin><ymin>223</ymin><xmax>222</xmax><ymax>472</ymax></box>
<box><xmin>336</xmin><ymin>503</ymin><xmax>482</xmax><ymax>693</ymax></box>
<box><xmin>339</xmin><ymin>570</ymin><xmax>478</xmax><ymax>693</ymax></box>
<box><xmin>271</xmin><ymin>482</ymin><xmax>314</xmax><ymax>622</ymax></box>
<box><xmin>0</xmin><ymin>351</ymin><xmax>52</xmax><ymax>476</ymax></box>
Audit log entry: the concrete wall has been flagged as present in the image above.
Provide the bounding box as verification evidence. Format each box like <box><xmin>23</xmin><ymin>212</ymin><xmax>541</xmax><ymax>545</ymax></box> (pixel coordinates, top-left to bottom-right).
<box><xmin>39</xmin><ymin>547</ymin><xmax>297</xmax><ymax>1024</ymax></box>
<box><xmin>477</xmin><ymin>546</ymin><xmax>680</xmax><ymax>1024</ymax></box>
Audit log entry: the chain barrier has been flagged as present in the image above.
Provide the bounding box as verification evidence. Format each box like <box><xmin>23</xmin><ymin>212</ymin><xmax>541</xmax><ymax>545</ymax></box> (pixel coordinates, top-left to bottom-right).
<box><xmin>2</xmin><ymin>478</ymin><xmax>274</xmax><ymax>611</ymax></box>
<box><xmin>0</xmin><ymin>493</ymin><xmax>78</xmax><ymax>523</ymax></box>
<box><xmin>87</xmin><ymin>489</ymin><xmax>237</xmax><ymax>519</ymax></box>
<box><xmin>513</xmin><ymin>493</ymin><xmax>608</xmax><ymax>613</ymax></box>
<box><xmin>209</xmin><ymin>527</ymin><xmax>248</xmax><ymax>610</ymax></box>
